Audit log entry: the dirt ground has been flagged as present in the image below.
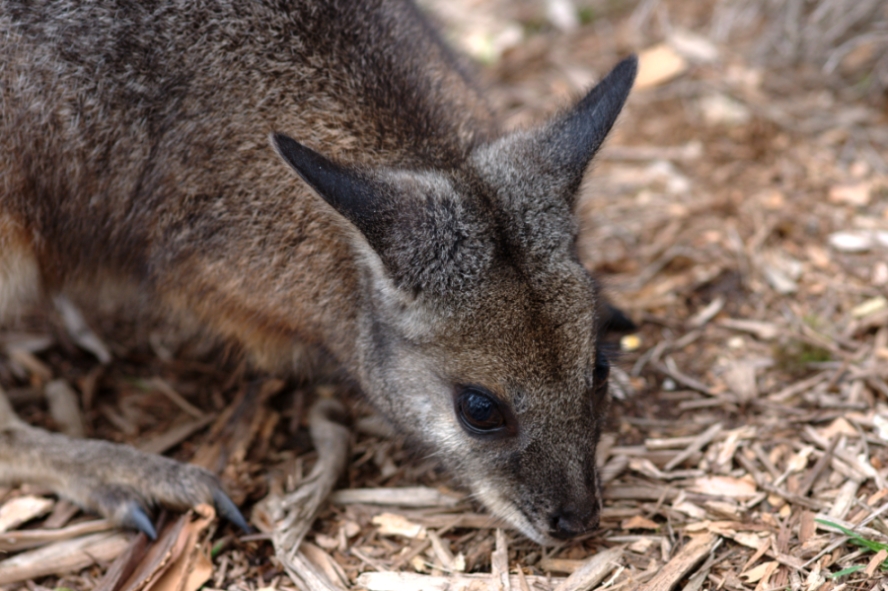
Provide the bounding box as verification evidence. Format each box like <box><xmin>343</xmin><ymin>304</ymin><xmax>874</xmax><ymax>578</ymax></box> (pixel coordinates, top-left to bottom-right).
<box><xmin>2</xmin><ymin>0</ymin><xmax>888</xmax><ymax>590</ymax></box>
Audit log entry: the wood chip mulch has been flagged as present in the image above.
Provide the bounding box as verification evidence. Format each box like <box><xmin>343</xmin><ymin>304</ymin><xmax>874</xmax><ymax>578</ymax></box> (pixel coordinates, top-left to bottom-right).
<box><xmin>2</xmin><ymin>1</ymin><xmax>888</xmax><ymax>589</ymax></box>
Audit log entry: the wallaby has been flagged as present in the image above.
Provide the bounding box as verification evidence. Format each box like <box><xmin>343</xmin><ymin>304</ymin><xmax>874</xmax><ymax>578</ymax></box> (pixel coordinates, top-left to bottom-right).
<box><xmin>0</xmin><ymin>0</ymin><xmax>637</xmax><ymax>545</ymax></box>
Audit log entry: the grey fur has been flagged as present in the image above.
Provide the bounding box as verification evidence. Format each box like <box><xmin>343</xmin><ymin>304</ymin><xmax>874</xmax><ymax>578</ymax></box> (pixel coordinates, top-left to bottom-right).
<box><xmin>0</xmin><ymin>0</ymin><xmax>636</xmax><ymax>544</ymax></box>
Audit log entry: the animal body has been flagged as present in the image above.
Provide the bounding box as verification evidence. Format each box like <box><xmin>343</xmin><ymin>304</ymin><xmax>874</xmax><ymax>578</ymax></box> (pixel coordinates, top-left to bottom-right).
<box><xmin>0</xmin><ymin>0</ymin><xmax>636</xmax><ymax>545</ymax></box>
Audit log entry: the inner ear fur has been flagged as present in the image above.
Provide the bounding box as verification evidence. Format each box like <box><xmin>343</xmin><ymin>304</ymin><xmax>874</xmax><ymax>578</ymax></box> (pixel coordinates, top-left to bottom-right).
<box><xmin>272</xmin><ymin>134</ymin><xmax>490</xmax><ymax>294</ymax></box>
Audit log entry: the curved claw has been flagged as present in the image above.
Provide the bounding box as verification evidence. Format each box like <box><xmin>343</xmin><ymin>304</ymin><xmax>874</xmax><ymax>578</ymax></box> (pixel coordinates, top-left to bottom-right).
<box><xmin>121</xmin><ymin>502</ymin><xmax>158</xmax><ymax>540</ymax></box>
<box><xmin>212</xmin><ymin>488</ymin><xmax>251</xmax><ymax>533</ymax></box>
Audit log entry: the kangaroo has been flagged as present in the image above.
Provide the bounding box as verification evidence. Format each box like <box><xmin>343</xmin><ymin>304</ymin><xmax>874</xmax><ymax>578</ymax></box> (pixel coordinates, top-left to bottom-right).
<box><xmin>0</xmin><ymin>0</ymin><xmax>637</xmax><ymax>545</ymax></box>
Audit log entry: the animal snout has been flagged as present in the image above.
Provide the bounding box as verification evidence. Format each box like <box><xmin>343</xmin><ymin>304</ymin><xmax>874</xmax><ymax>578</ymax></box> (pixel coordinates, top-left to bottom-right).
<box><xmin>548</xmin><ymin>503</ymin><xmax>600</xmax><ymax>539</ymax></box>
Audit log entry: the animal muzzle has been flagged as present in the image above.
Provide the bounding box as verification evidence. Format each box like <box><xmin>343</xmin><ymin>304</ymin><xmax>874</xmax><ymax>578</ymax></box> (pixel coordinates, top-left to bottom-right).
<box><xmin>547</xmin><ymin>500</ymin><xmax>601</xmax><ymax>539</ymax></box>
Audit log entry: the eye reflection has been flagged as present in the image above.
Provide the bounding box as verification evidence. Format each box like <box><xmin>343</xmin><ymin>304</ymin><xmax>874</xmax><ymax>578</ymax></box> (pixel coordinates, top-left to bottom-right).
<box><xmin>455</xmin><ymin>387</ymin><xmax>507</xmax><ymax>434</ymax></box>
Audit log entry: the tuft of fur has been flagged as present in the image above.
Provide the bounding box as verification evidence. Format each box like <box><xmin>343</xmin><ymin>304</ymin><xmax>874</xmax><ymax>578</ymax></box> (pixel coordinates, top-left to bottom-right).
<box><xmin>0</xmin><ymin>0</ymin><xmax>635</xmax><ymax>544</ymax></box>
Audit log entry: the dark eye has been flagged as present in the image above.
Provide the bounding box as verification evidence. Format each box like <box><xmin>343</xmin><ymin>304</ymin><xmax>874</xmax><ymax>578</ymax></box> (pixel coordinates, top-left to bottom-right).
<box><xmin>592</xmin><ymin>351</ymin><xmax>610</xmax><ymax>400</ymax></box>
<box><xmin>455</xmin><ymin>387</ymin><xmax>507</xmax><ymax>434</ymax></box>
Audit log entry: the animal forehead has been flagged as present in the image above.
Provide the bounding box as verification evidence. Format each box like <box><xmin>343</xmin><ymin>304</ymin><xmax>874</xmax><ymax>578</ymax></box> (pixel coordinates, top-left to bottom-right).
<box><xmin>442</xmin><ymin>266</ymin><xmax>599</xmax><ymax>382</ymax></box>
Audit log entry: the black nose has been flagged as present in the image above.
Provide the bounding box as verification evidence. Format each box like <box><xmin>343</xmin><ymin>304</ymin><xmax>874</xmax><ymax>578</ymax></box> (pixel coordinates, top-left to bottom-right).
<box><xmin>549</xmin><ymin>505</ymin><xmax>600</xmax><ymax>539</ymax></box>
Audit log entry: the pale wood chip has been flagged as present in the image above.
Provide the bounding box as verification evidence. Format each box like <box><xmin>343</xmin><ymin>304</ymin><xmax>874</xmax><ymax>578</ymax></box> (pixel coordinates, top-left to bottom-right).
<box><xmin>0</xmin><ymin>519</ymin><xmax>113</xmax><ymax>552</ymax></box>
<box><xmin>118</xmin><ymin>505</ymin><xmax>216</xmax><ymax>591</ymax></box>
<box><xmin>864</xmin><ymin>548</ymin><xmax>888</xmax><ymax>577</ymax></box>
<box><xmin>798</xmin><ymin>512</ymin><xmax>817</xmax><ymax>545</ymax></box>
<box><xmin>740</xmin><ymin>537</ymin><xmax>771</xmax><ymax>574</ymax></box>
<box><xmin>300</xmin><ymin>541</ymin><xmax>349</xmax><ymax>589</ymax></box>
<box><xmin>635</xmin><ymin>43</ymin><xmax>688</xmax><ymax>89</ymax></box>
<box><xmin>144</xmin><ymin>376</ymin><xmax>206</xmax><ymax>419</ymax></box>
<box><xmin>42</xmin><ymin>499</ymin><xmax>80</xmax><ymax>530</ymax></box>
<box><xmin>599</xmin><ymin>142</ymin><xmax>703</xmax><ymax>162</ymax></box>
<box><xmin>53</xmin><ymin>295</ymin><xmax>112</xmax><ymax>364</ymax></box>
<box><xmin>44</xmin><ymin>379</ymin><xmax>85</xmax><ymax>438</ymax></box>
<box><xmin>636</xmin><ymin>533</ymin><xmax>718</xmax><ymax>591</ymax></box>
<box><xmin>330</xmin><ymin>487</ymin><xmax>462</xmax><ymax>508</ymax></box>
<box><xmin>356</xmin><ymin>571</ymin><xmax>560</xmax><ymax>591</ymax></box>
<box><xmin>552</xmin><ymin>546</ymin><xmax>623</xmax><ymax>591</ymax></box>
<box><xmin>0</xmin><ymin>532</ymin><xmax>131</xmax><ymax>585</ymax></box>
<box><xmin>6</xmin><ymin>348</ymin><xmax>52</xmax><ymax>382</ymax></box>
<box><xmin>491</xmin><ymin>528</ymin><xmax>510</xmax><ymax>591</ymax></box>
<box><xmin>664</xmin><ymin>423</ymin><xmax>723</xmax><ymax>471</ymax></box>
<box><xmin>622</xmin><ymin>515</ymin><xmax>660</xmax><ymax>530</ymax></box>
<box><xmin>769</xmin><ymin>371</ymin><xmax>829</xmax><ymax>402</ymax></box>
<box><xmin>658</xmin><ymin>357</ymin><xmax>717</xmax><ymax>398</ymax></box>
<box><xmin>538</xmin><ymin>557</ymin><xmax>584</xmax><ymax>574</ymax></box>
<box><xmin>828</xmin><ymin>480</ymin><xmax>862</xmax><ymax>520</ymax></box>
<box><xmin>722</xmin><ymin>360</ymin><xmax>758</xmax><ymax>403</ymax></box>
<box><xmin>629</xmin><ymin>457</ymin><xmax>703</xmax><ymax>480</ymax></box>
<box><xmin>137</xmin><ymin>414</ymin><xmax>217</xmax><ymax>455</ymax></box>
<box><xmin>265</xmin><ymin>398</ymin><xmax>351</xmax><ymax>591</ymax></box>
<box><xmin>605</xmin><ymin>485</ymin><xmax>679</xmax><ymax>502</ymax></box>
<box><xmin>742</xmin><ymin>560</ymin><xmax>778</xmax><ymax>583</ymax></box>
<box><xmin>688</xmin><ymin>296</ymin><xmax>725</xmax><ymax>328</ymax></box>
<box><xmin>797</xmin><ymin>437</ymin><xmax>838</xmax><ymax>497</ymax></box>
<box><xmin>645</xmin><ymin>436</ymin><xmax>699</xmax><ymax>450</ymax></box>
<box><xmin>689</xmin><ymin>475</ymin><xmax>757</xmax><ymax>499</ymax></box>
<box><xmin>718</xmin><ymin>318</ymin><xmax>780</xmax><ymax>341</ymax></box>
<box><xmin>0</xmin><ymin>496</ymin><xmax>54</xmax><ymax>533</ymax></box>
<box><xmin>372</xmin><ymin>513</ymin><xmax>426</xmax><ymax>539</ymax></box>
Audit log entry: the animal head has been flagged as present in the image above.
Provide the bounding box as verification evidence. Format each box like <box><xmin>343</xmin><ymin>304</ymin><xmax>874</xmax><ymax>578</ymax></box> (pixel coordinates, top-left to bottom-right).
<box><xmin>274</xmin><ymin>56</ymin><xmax>636</xmax><ymax>544</ymax></box>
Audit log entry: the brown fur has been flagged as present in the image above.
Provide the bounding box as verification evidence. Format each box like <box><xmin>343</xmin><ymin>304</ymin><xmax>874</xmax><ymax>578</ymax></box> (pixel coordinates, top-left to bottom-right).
<box><xmin>0</xmin><ymin>0</ymin><xmax>636</xmax><ymax>544</ymax></box>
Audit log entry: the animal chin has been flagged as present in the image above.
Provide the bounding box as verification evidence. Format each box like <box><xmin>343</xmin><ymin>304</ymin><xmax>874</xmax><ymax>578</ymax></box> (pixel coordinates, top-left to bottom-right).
<box><xmin>473</xmin><ymin>483</ymin><xmax>556</xmax><ymax>546</ymax></box>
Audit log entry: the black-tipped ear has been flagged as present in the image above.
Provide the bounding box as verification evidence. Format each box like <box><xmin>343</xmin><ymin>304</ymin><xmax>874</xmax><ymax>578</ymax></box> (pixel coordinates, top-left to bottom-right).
<box><xmin>474</xmin><ymin>56</ymin><xmax>636</xmax><ymax>211</ymax></box>
<box><xmin>558</xmin><ymin>56</ymin><xmax>636</xmax><ymax>160</ymax></box>
<box><xmin>272</xmin><ymin>133</ymin><xmax>387</xmax><ymax>244</ymax></box>
<box><xmin>541</xmin><ymin>55</ymin><xmax>637</xmax><ymax>198</ymax></box>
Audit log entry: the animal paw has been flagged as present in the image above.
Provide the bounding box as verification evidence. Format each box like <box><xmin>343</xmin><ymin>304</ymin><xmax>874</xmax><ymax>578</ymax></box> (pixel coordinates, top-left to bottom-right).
<box><xmin>1</xmin><ymin>424</ymin><xmax>249</xmax><ymax>538</ymax></box>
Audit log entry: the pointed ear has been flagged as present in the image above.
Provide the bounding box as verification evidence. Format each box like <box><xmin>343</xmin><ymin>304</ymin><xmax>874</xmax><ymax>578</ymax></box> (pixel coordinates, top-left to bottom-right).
<box><xmin>272</xmin><ymin>133</ymin><xmax>491</xmax><ymax>294</ymax></box>
<box><xmin>272</xmin><ymin>133</ymin><xmax>390</xmax><ymax>246</ymax></box>
<box><xmin>476</xmin><ymin>55</ymin><xmax>637</xmax><ymax>208</ymax></box>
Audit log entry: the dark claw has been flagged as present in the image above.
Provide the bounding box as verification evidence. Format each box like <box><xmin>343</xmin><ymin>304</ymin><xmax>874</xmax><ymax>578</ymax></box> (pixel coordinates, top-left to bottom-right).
<box><xmin>122</xmin><ymin>502</ymin><xmax>157</xmax><ymax>540</ymax></box>
<box><xmin>212</xmin><ymin>488</ymin><xmax>251</xmax><ymax>533</ymax></box>
<box><xmin>601</xmin><ymin>302</ymin><xmax>637</xmax><ymax>334</ymax></box>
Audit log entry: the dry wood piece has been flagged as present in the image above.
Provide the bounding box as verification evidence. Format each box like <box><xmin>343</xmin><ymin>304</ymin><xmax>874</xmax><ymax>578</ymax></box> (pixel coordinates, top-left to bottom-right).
<box><xmin>111</xmin><ymin>505</ymin><xmax>216</xmax><ymax>591</ymax></box>
<box><xmin>0</xmin><ymin>518</ymin><xmax>113</xmax><ymax>552</ymax></box>
<box><xmin>53</xmin><ymin>295</ymin><xmax>112</xmax><ymax>364</ymax></box>
<box><xmin>330</xmin><ymin>487</ymin><xmax>462</xmax><ymax>508</ymax></box>
<box><xmin>137</xmin><ymin>414</ymin><xmax>217</xmax><ymax>455</ymax></box>
<box><xmin>356</xmin><ymin>571</ymin><xmax>562</xmax><ymax>591</ymax></box>
<box><xmin>0</xmin><ymin>495</ymin><xmax>54</xmax><ymax>533</ymax></box>
<box><xmin>0</xmin><ymin>532</ymin><xmax>131</xmax><ymax>584</ymax></box>
<box><xmin>44</xmin><ymin>379</ymin><xmax>85</xmax><ymax>438</ymax></box>
<box><xmin>664</xmin><ymin>424</ymin><xmax>723</xmax><ymax>471</ymax></box>
<box><xmin>266</xmin><ymin>397</ymin><xmax>351</xmax><ymax>590</ymax></box>
<box><xmin>552</xmin><ymin>546</ymin><xmax>623</xmax><ymax>591</ymax></box>
<box><xmin>636</xmin><ymin>533</ymin><xmax>719</xmax><ymax>591</ymax></box>
<box><xmin>491</xmin><ymin>528</ymin><xmax>510</xmax><ymax>591</ymax></box>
